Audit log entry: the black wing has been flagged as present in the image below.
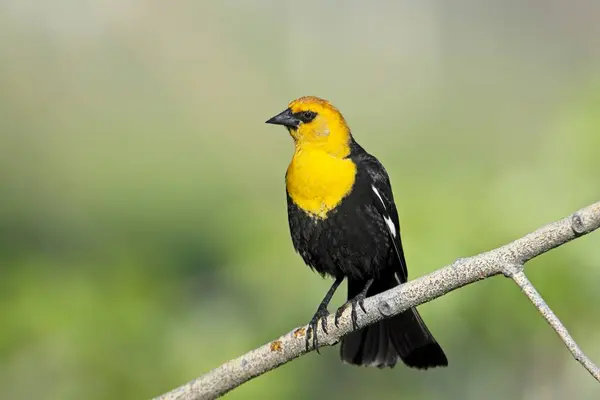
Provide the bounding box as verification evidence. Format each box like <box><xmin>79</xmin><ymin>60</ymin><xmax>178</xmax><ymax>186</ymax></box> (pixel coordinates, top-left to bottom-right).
<box><xmin>352</xmin><ymin>147</ymin><xmax>408</xmax><ymax>282</ymax></box>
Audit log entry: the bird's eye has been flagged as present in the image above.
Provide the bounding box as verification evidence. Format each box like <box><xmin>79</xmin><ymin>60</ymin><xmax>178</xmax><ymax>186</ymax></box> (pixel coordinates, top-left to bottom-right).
<box><xmin>300</xmin><ymin>111</ymin><xmax>317</xmax><ymax>122</ymax></box>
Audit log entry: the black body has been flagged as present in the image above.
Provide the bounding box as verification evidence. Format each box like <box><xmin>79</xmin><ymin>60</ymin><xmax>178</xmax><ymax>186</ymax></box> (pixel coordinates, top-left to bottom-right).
<box><xmin>287</xmin><ymin>138</ymin><xmax>447</xmax><ymax>368</ymax></box>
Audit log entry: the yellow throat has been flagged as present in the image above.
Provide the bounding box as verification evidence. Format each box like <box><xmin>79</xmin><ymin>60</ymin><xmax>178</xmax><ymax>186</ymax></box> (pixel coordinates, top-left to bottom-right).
<box><xmin>286</xmin><ymin>145</ymin><xmax>356</xmax><ymax>219</ymax></box>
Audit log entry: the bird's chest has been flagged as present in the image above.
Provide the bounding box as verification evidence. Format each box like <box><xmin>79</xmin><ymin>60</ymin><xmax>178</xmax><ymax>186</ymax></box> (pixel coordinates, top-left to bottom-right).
<box><xmin>285</xmin><ymin>149</ymin><xmax>356</xmax><ymax>219</ymax></box>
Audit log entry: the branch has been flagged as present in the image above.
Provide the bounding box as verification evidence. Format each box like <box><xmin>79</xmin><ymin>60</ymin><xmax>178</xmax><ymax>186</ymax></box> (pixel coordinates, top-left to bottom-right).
<box><xmin>510</xmin><ymin>270</ymin><xmax>600</xmax><ymax>381</ymax></box>
<box><xmin>154</xmin><ymin>201</ymin><xmax>600</xmax><ymax>400</ymax></box>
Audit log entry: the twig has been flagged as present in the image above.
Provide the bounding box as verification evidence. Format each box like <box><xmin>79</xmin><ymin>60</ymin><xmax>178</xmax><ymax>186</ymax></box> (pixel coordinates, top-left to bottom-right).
<box><xmin>154</xmin><ymin>201</ymin><xmax>600</xmax><ymax>400</ymax></box>
<box><xmin>510</xmin><ymin>270</ymin><xmax>600</xmax><ymax>381</ymax></box>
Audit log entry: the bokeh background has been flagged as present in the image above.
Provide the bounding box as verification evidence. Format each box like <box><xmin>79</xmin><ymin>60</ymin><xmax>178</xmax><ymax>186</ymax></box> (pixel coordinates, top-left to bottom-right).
<box><xmin>1</xmin><ymin>1</ymin><xmax>600</xmax><ymax>399</ymax></box>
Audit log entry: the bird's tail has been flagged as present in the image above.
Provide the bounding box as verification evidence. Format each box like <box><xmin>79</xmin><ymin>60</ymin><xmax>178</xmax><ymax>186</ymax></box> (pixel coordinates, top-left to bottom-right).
<box><xmin>340</xmin><ymin>276</ymin><xmax>448</xmax><ymax>369</ymax></box>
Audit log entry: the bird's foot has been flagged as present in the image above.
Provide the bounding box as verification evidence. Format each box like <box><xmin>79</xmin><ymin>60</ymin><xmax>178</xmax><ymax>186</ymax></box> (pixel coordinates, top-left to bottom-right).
<box><xmin>334</xmin><ymin>292</ymin><xmax>367</xmax><ymax>330</ymax></box>
<box><xmin>306</xmin><ymin>305</ymin><xmax>330</xmax><ymax>352</ymax></box>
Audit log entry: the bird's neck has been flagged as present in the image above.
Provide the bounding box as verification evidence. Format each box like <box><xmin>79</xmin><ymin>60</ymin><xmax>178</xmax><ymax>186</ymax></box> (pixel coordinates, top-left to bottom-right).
<box><xmin>286</xmin><ymin>144</ymin><xmax>356</xmax><ymax>219</ymax></box>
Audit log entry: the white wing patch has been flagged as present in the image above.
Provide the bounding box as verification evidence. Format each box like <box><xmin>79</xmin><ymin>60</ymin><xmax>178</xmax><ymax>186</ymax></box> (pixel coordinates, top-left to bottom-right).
<box><xmin>372</xmin><ymin>185</ymin><xmax>397</xmax><ymax>238</ymax></box>
<box><xmin>371</xmin><ymin>185</ymin><xmax>386</xmax><ymax>210</ymax></box>
<box><xmin>384</xmin><ymin>216</ymin><xmax>397</xmax><ymax>238</ymax></box>
<box><xmin>394</xmin><ymin>272</ymin><xmax>402</xmax><ymax>284</ymax></box>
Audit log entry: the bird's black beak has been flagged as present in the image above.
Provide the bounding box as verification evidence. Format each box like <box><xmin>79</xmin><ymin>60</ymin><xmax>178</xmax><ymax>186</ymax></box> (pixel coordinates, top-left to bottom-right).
<box><xmin>265</xmin><ymin>108</ymin><xmax>299</xmax><ymax>129</ymax></box>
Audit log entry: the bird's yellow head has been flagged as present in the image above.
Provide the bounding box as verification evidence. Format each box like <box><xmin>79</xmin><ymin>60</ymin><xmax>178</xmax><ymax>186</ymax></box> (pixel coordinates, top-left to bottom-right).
<box><xmin>266</xmin><ymin>96</ymin><xmax>352</xmax><ymax>157</ymax></box>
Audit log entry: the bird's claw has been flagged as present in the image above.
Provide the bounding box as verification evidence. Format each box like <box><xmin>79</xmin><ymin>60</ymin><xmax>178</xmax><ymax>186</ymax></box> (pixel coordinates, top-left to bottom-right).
<box><xmin>306</xmin><ymin>306</ymin><xmax>329</xmax><ymax>352</ymax></box>
<box><xmin>358</xmin><ymin>297</ymin><xmax>366</xmax><ymax>314</ymax></box>
<box><xmin>334</xmin><ymin>293</ymin><xmax>368</xmax><ymax>330</ymax></box>
<box><xmin>334</xmin><ymin>304</ymin><xmax>346</xmax><ymax>328</ymax></box>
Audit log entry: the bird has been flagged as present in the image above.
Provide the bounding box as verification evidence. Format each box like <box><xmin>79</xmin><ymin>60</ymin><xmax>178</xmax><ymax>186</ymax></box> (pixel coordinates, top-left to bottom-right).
<box><xmin>265</xmin><ymin>96</ymin><xmax>448</xmax><ymax>369</ymax></box>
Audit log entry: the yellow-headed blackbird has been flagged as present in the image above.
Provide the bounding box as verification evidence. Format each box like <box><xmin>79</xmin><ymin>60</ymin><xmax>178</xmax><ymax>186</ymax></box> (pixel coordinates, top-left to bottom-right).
<box><xmin>266</xmin><ymin>96</ymin><xmax>447</xmax><ymax>369</ymax></box>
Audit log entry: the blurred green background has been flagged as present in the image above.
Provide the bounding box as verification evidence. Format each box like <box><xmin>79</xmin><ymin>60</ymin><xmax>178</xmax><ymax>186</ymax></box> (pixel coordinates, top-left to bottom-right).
<box><xmin>1</xmin><ymin>1</ymin><xmax>600</xmax><ymax>399</ymax></box>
